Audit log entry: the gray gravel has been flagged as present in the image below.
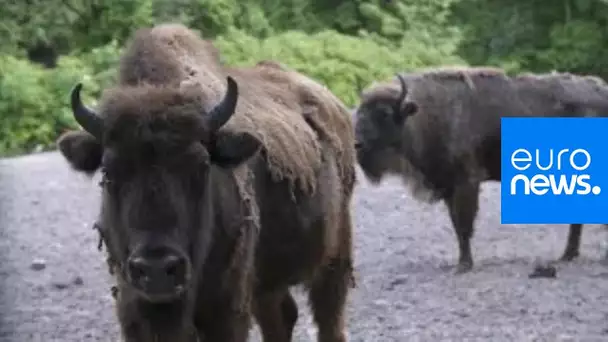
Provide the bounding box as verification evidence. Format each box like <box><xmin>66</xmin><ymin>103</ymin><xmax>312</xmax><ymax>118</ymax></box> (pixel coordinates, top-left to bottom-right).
<box><xmin>1</xmin><ymin>151</ymin><xmax>608</xmax><ymax>342</ymax></box>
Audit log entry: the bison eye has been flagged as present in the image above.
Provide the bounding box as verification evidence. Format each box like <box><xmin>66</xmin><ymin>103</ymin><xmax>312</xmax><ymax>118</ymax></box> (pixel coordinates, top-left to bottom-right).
<box><xmin>373</xmin><ymin>106</ymin><xmax>394</xmax><ymax>123</ymax></box>
<box><xmin>98</xmin><ymin>167</ymin><xmax>113</xmax><ymax>187</ymax></box>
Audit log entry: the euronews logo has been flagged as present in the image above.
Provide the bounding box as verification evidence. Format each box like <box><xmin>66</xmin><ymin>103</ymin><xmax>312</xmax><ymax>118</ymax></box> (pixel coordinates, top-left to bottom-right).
<box><xmin>509</xmin><ymin>148</ymin><xmax>601</xmax><ymax>196</ymax></box>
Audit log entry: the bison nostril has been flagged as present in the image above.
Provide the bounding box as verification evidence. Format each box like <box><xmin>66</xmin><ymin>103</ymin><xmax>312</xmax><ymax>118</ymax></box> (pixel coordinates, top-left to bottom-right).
<box><xmin>128</xmin><ymin>255</ymin><xmax>183</xmax><ymax>279</ymax></box>
<box><xmin>354</xmin><ymin>142</ymin><xmax>363</xmax><ymax>150</ymax></box>
<box><xmin>126</xmin><ymin>252</ymin><xmax>189</xmax><ymax>295</ymax></box>
<box><xmin>162</xmin><ymin>255</ymin><xmax>183</xmax><ymax>278</ymax></box>
<box><xmin>166</xmin><ymin>264</ymin><xmax>177</xmax><ymax>277</ymax></box>
<box><xmin>128</xmin><ymin>257</ymin><xmax>149</xmax><ymax>282</ymax></box>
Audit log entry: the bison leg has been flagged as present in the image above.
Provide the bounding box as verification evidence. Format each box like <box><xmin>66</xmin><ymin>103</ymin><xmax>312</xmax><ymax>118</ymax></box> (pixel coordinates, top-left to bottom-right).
<box><xmin>559</xmin><ymin>223</ymin><xmax>583</xmax><ymax>261</ymax></box>
<box><xmin>308</xmin><ymin>258</ymin><xmax>352</xmax><ymax>342</ymax></box>
<box><xmin>253</xmin><ymin>289</ymin><xmax>298</xmax><ymax>342</ymax></box>
<box><xmin>445</xmin><ymin>182</ymin><xmax>480</xmax><ymax>274</ymax></box>
<box><xmin>280</xmin><ymin>292</ymin><xmax>298</xmax><ymax>338</ymax></box>
<box><xmin>308</xmin><ymin>210</ymin><xmax>353</xmax><ymax>342</ymax></box>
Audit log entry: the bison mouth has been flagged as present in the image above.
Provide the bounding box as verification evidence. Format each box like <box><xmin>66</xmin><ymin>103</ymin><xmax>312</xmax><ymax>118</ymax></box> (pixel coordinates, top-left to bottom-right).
<box><xmin>129</xmin><ymin>276</ymin><xmax>189</xmax><ymax>303</ymax></box>
<box><xmin>356</xmin><ymin>158</ymin><xmax>388</xmax><ymax>185</ymax></box>
<box><xmin>358</xmin><ymin>166</ymin><xmax>385</xmax><ymax>185</ymax></box>
<box><xmin>355</xmin><ymin>145</ymin><xmax>390</xmax><ymax>184</ymax></box>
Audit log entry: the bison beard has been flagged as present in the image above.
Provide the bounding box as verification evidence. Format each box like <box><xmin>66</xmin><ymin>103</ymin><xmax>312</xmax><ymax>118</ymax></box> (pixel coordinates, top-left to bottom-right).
<box><xmin>56</xmin><ymin>23</ymin><xmax>355</xmax><ymax>342</ymax></box>
<box><xmin>354</xmin><ymin>66</ymin><xmax>608</xmax><ymax>274</ymax></box>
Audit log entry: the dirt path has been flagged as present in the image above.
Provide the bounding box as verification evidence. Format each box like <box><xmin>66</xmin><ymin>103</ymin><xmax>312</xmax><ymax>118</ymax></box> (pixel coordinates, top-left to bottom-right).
<box><xmin>1</xmin><ymin>151</ymin><xmax>607</xmax><ymax>341</ymax></box>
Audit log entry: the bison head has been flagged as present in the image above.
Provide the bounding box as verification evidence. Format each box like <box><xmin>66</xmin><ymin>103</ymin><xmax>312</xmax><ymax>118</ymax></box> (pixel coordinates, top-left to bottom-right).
<box><xmin>57</xmin><ymin>76</ymin><xmax>261</xmax><ymax>303</ymax></box>
<box><xmin>353</xmin><ymin>74</ymin><xmax>418</xmax><ymax>183</ymax></box>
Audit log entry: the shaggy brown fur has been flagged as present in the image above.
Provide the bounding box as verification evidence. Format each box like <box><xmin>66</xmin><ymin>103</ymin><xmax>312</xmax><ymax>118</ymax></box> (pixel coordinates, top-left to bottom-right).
<box><xmin>355</xmin><ymin>66</ymin><xmax>608</xmax><ymax>274</ymax></box>
<box><xmin>57</xmin><ymin>23</ymin><xmax>355</xmax><ymax>342</ymax></box>
<box><xmin>235</xmin><ymin>60</ymin><xmax>357</xmax><ymax>194</ymax></box>
<box><xmin>113</xmin><ymin>24</ymin><xmax>328</xmax><ymax>195</ymax></box>
<box><xmin>98</xmin><ymin>25</ymin><xmax>354</xmax><ymax>197</ymax></box>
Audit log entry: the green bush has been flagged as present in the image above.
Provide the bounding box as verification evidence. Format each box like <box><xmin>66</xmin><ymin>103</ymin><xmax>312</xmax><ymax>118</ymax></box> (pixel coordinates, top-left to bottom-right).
<box><xmin>0</xmin><ymin>55</ymin><xmax>96</xmax><ymax>156</ymax></box>
<box><xmin>0</xmin><ymin>40</ymin><xmax>125</xmax><ymax>156</ymax></box>
<box><xmin>2</xmin><ymin>0</ymin><xmax>607</xmax><ymax>157</ymax></box>
<box><xmin>217</xmin><ymin>29</ymin><xmax>464</xmax><ymax>107</ymax></box>
<box><xmin>0</xmin><ymin>28</ymin><xmax>464</xmax><ymax>157</ymax></box>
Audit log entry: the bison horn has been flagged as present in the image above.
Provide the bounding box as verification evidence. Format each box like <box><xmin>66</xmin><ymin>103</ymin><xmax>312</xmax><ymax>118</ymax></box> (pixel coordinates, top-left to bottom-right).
<box><xmin>71</xmin><ymin>83</ymin><xmax>103</xmax><ymax>140</ymax></box>
<box><xmin>207</xmin><ymin>76</ymin><xmax>239</xmax><ymax>132</ymax></box>
<box><xmin>396</xmin><ymin>74</ymin><xmax>408</xmax><ymax>108</ymax></box>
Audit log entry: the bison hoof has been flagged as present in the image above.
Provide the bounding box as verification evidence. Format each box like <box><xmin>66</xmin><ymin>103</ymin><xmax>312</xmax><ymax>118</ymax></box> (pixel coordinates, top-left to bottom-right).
<box><xmin>559</xmin><ymin>251</ymin><xmax>579</xmax><ymax>262</ymax></box>
<box><xmin>454</xmin><ymin>262</ymin><xmax>473</xmax><ymax>274</ymax></box>
<box><xmin>528</xmin><ymin>264</ymin><xmax>557</xmax><ymax>279</ymax></box>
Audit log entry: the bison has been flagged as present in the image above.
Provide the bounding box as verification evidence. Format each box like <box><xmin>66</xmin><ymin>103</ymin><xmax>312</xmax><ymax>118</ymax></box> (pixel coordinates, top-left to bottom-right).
<box><xmin>353</xmin><ymin>66</ymin><xmax>608</xmax><ymax>274</ymax></box>
<box><xmin>56</xmin><ymin>24</ymin><xmax>356</xmax><ymax>342</ymax></box>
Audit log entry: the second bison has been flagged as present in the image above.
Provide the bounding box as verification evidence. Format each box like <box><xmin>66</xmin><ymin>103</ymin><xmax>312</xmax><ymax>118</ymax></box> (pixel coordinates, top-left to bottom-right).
<box><xmin>353</xmin><ymin>66</ymin><xmax>608</xmax><ymax>273</ymax></box>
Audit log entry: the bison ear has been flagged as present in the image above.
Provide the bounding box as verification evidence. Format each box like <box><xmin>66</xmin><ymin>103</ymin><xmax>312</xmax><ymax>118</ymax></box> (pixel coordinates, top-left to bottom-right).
<box><xmin>209</xmin><ymin>131</ymin><xmax>261</xmax><ymax>168</ymax></box>
<box><xmin>393</xmin><ymin>101</ymin><xmax>418</xmax><ymax>124</ymax></box>
<box><xmin>57</xmin><ymin>130</ymin><xmax>103</xmax><ymax>175</ymax></box>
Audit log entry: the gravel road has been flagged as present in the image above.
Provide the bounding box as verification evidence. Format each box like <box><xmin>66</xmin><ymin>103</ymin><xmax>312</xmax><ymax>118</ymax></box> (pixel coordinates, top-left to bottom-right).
<box><xmin>1</xmin><ymin>150</ymin><xmax>608</xmax><ymax>342</ymax></box>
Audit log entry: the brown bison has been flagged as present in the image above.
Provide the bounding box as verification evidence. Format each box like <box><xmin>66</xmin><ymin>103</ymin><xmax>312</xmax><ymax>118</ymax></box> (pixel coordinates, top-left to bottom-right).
<box><xmin>57</xmin><ymin>24</ymin><xmax>356</xmax><ymax>342</ymax></box>
<box><xmin>353</xmin><ymin>66</ymin><xmax>608</xmax><ymax>274</ymax></box>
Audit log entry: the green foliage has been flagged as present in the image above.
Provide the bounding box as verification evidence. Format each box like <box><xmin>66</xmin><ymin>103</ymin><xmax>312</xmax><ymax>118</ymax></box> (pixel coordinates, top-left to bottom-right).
<box><xmin>0</xmin><ymin>56</ymin><xmax>94</xmax><ymax>156</ymax></box>
<box><xmin>1</xmin><ymin>0</ymin><xmax>607</xmax><ymax>156</ymax></box>
<box><xmin>217</xmin><ymin>29</ymin><xmax>463</xmax><ymax>106</ymax></box>
<box><xmin>450</xmin><ymin>0</ymin><xmax>608</xmax><ymax>77</ymax></box>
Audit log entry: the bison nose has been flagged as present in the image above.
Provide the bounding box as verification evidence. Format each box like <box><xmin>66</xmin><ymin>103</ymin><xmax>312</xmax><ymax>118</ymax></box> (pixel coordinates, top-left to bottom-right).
<box><xmin>126</xmin><ymin>253</ymin><xmax>188</xmax><ymax>295</ymax></box>
<box><xmin>354</xmin><ymin>141</ymin><xmax>363</xmax><ymax>150</ymax></box>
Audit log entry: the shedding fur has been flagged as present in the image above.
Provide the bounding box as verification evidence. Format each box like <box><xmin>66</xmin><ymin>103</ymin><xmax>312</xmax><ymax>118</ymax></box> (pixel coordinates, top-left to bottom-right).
<box><xmin>101</xmin><ymin>24</ymin><xmax>351</xmax><ymax>196</ymax></box>
<box><xmin>239</xmin><ymin>61</ymin><xmax>357</xmax><ymax>196</ymax></box>
<box><xmin>223</xmin><ymin>163</ymin><xmax>259</xmax><ymax>314</ymax></box>
<box><xmin>395</xmin><ymin>65</ymin><xmax>507</xmax><ymax>90</ymax></box>
<box><xmin>514</xmin><ymin>71</ymin><xmax>608</xmax><ymax>111</ymax></box>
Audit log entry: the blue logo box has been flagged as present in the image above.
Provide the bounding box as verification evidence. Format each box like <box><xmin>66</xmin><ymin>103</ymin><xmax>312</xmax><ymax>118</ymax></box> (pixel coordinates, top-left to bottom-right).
<box><xmin>501</xmin><ymin>117</ymin><xmax>608</xmax><ymax>224</ymax></box>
